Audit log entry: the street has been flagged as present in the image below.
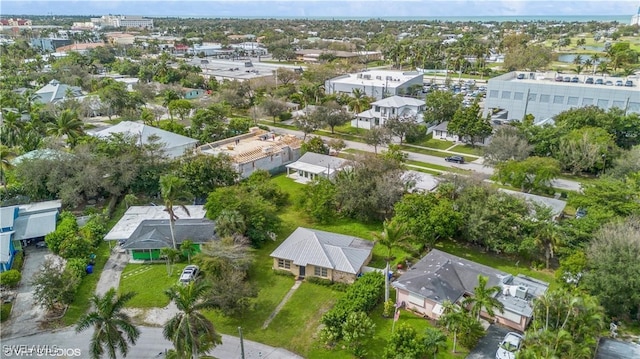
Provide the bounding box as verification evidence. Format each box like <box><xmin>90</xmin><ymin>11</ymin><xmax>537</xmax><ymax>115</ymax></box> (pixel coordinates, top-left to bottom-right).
<box><xmin>1</xmin><ymin>327</ymin><xmax>303</xmax><ymax>359</ymax></box>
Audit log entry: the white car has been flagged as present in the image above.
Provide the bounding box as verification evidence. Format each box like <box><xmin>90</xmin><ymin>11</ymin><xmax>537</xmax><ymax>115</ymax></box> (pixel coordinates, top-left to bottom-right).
<box><xmin>179</xmin><ymin>265</ymin><xmax>200</xmax><ymax>284</ymax></box>
<box><xmin>496</xmin><ymin>332</ymin><xmax>523</xmax><ymax>359</ymax></box>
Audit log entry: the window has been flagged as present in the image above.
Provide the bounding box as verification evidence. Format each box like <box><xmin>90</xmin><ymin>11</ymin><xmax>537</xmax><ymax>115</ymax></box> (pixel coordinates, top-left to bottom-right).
<box><xmin>314</xmin><ymin>267</ymin><xmax>328</xmax><ymax>277</ymax></box>
<box><xmin>513</xmin><ymin>92</ymin><xmax>524</xmax><ymax>100</ymax></box>
<box><xmin>408</xmin><ymin>293</ymin><xmax>425</xmax><ymax>307</ymax></box>
<box><xmin>375</xmin><ymin>106</ymin><xmax>380</xmax><ymax>112</ymax></box>
<box><xmin>539</xmin><ymin>94</ymin><xmax>550</xmax><ymax>103</ymax></box>
<box><xmin>501</xmin><ymin>91</ymin><xmax>511</xmax><ymax>99</ymax></box>
<box><xmin>612</xmin><ymin>100</ymin><xmax>625</xmax><ymax>109</ymax></box>
<box><xmin>567</xmin><ymin>97</ymin><xmax>579</xmax><ymax>105</ymax></box>
<box><xmin>277</xmin><ymin>259</ymin><xmax>291</xmax><ymax>269</ymax></box>
<box><xmin>582</xmin><ymin>98</ymin><xmax>593</xmax><ymax>106</ymax></box>
<box><xmin>489</xmin><ymin>90</ymin><xmax>499</xmax><ymax>98</ymax></box>
<box><xmin>553</xmin><ymin>95</ymin><xmax>564</xmax><ymax>104</ymax></box>
<box><xmin>628</xmin><ymin>102</ymin><xmax>640</xmax><ymax>112</ymax></box>
<box><xmin>597</xmin><ymin>99</ymin><xmax>609</xmax><ymax>108</ymax></box>
<box><xmin>528</xmin><ymin>93</ymin><xmax>537</xmax><ymax>101</ymax></box>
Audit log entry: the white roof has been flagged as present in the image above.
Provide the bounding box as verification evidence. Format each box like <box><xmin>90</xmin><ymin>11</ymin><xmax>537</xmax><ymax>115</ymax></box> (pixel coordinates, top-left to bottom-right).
<box><xmin>104</xmin><ymin>205</ymin><xmax>207</xmax><ymax>241</ymax></box>
<box><xmin>286</xmin><ymin>152</ymin><xmax>349</xmax><ymax>175</ymax></box>
<box><xmin>0</xmin><ymin>232</ymin><xmax>13</xmax><ymax>264</ymax></box>
<box><xmin>18</xmin><ymin>200</ymin><xmax>62</xmax><ymax>215</ymax></box>
<box><xmin>371</xmin><ymin>95</ymin><xmax>425</xmax><ymax>108</ymax></box>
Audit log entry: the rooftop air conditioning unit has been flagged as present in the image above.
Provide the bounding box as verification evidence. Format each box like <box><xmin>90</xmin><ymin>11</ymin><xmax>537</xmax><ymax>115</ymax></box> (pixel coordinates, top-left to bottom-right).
<box><xmin>363</xmin><ymin>75</ymin><xmax>371</xmax><ymax>79</ymax></box>
<box><xmin>515</xmin><ymin>285</ymin><xmax>528</xmax><ymax>299</ymax></box>
<box><xmin>357</xmin><ymin>74</ymin><xmax>363</xmax><ymax>79</ymax></box>
<box><xmin>386</xmin><ymin>76</ymin><xmax>393</xmax><ymax>80</ymax></box>
<box><xmin>376</xmin><ymin>76</ymin><xmax>382</xmax><ymax>80</ymax></box>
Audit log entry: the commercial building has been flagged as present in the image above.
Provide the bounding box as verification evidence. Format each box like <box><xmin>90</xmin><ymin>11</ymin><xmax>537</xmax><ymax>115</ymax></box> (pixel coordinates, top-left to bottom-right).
<box><xmin>91</xmin><ymin>15</ymin><xmax>153</xmax><ymax>29</ymax></box>
<box><xmin>483</xmin><ymin>71</ymin><xmax>640</xmax><ymax>122</ymax></box>
<box><xmin>30</xmin><ymin>38</ymin><xmax>72</xmax><ymax>52</ymax></box>
<box><xmin>632</xmin><ymin>5</ymin><xmax>640</xmax><ymax>25</ymax></box>
<box><xmin>325</xmin><ymin>70</ymin><xmax>424</xmax><ymax>100</ymax></box>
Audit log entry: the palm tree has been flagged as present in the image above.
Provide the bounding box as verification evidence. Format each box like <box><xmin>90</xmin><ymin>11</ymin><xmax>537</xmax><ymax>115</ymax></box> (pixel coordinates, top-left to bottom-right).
<box><xmin>372</xmin><ymin>220</ymin><xmax>413</xmax><ymax>302</ymax></box>
<box><xmin>164</xmin><ymin>282</ymin><xmax>222</xmax><ymax>359</ymax></box>
<box><xmin>75</xmin><ymin>289</ymin><xmax>140</xmax><ymax>359</ymax></box>
<box><xmin>348</xmin><ymin>88</ymin><xmax>370</xmax><ymax>114</ymax></box>
<box><xmin>0</xmin><ymin>146</ymin><xmax>16</xmax><ymax>190</ymax></box>
<box><xmin>438</xmin><ymin>301</ymin><xmax>467</xmax><ymax>353</ymax></box>
<box><xmin>533</xmin><ymin>222</ymin><xmax>562</xmax><ymax>269</ymax></box>
<box><xmin>589</xmin><ymin>53</ymin><xmax>600</xmax><ymax>74</ymax></box>
<box><xmin>159</xmin><ymin>174</ymin><xmax>191</xmax><ymax>250</ymax></box>
<box><xmin>0</xmin><ymin>111</ymin><xmax>25</xmax><ymax>148</ymax></box>
<box><xmin>462</xmin><ymin>275</ymin><xmax>505</xmax><ymax>321</ymax></box>
<box><xmin>423</xmin><ymin>327</ymin><xmax>448</xmax><ymax>359</ymax></box>
<box><xmin>572</xmin><ymin>55</ymin><xmax>583</xmax><ymax>65</ymax></box>
<box><xmin>46</xmin><ymin>109</ymin><xmax>84</xmax><ymax>147</ymax></box>
<box><xmin>161</xmin><ymin>247</ymin><xmax>181</xmax><ymax>276</ymax></box>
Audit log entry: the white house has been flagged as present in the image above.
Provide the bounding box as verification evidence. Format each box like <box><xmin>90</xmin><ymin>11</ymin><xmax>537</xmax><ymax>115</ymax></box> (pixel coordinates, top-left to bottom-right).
<box><xmin>325</xmin><ymin>70</ymin><xmax>424</xmax><ymax>100</ymax></box>
<box><xmin>285</xmin><ymin>152</ymin><xmax>350</xmax><ymax>183</ymax></box>
<box><xmin>353</xmin><ymin>95</ymin><xmax>425</xmax><ymax>130</ymax></box>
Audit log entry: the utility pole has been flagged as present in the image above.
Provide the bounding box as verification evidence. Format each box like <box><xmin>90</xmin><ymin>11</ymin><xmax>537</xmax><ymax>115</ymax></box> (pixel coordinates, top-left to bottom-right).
<box><xmin>238</xmin><ymin>326</ymin><xmax>245</xmax><ymax>359</ymax></box>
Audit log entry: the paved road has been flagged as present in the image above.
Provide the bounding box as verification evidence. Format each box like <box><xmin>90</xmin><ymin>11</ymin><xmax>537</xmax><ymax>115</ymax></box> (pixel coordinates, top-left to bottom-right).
<box><xmin>1</xmin><ymin>327</ymin><xmax>304</xmax><ymax>359</ymax></box>
<box><xmin>269</xmin><ymin>126</ymin><xmax>582</xmax><ymax>192</ymax></box>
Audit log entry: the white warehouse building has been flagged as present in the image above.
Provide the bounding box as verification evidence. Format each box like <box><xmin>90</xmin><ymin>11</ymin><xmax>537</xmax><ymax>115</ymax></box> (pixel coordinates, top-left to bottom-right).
<box><xmin>325</xmin><ymin>70</ymin><xmax>424</xmax><ymax>100</ymax></box>
<box><xmin>483</xmin><ymin>71</ymin><xmax>640</xmax><ymax>122</ymax></box>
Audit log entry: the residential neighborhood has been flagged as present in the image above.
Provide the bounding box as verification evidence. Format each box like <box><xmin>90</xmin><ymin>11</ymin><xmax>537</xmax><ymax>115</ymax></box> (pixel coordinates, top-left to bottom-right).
<box><xmin>1</xmin><ymin>4</ymin><xmax>640</xmax><ymax>359</ymax></box>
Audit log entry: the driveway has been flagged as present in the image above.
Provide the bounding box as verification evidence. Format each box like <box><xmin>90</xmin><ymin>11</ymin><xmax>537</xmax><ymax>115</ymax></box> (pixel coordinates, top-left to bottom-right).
<box><xmin>1</xmin><ymin>246</ymin><xmax>49</xmax><ymax>338</ymax></box>
<box><xmin>466</xmin><ymin>324</ymin><xmax>513</xmax><ymax>359</ymax></box>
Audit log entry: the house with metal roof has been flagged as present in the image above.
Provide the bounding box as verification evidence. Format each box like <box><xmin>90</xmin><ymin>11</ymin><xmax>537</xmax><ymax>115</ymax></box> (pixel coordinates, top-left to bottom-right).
<box><xmin>393</xmin><ymin>249</ymin><xmax>549</xmax><ymax>331</ymax></box>
<box><xmin>353</xmin><ymin>95</ymin><xmax>425</xmax><ymax>130</ymax></box>
<box><xmin>285</xmin><ymin>152</ymin><xmax>350</xmax><ymax>183</ymax></box>
<box><xmin>270</xmin><ymin>227</ymin><xmax>374</xmax><ymax>283</ymax></box>
<box><xmin>91</xmin><ymin>121</ymin><xmax>198</xmax><ymax>159</ymax></box>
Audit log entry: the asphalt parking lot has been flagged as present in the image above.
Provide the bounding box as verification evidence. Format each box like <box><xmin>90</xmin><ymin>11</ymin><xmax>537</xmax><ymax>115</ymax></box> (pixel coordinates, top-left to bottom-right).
<box><xmin>466</xmin><ymin>324</ymin><xmax>513</xmax><ymax>359</ymax></box>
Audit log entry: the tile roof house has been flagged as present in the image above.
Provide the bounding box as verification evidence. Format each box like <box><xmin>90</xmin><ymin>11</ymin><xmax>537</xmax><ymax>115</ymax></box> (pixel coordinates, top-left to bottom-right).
<box><xmin>104</xmin><ymin>205</ymin><xmax>213</xmax><ymax>261</ymax></box>
<box><xmin>353</xmin><ymin>95</ymin><xmax>425</xmax><ymax>130</ymax></box>
<box><xmin>91</xmin><ymin>121</ymin><xmax>198</xmax><ymax>159</ymax></box>
<box><xmin>33</xmin><ymin>80</ymin><xmax>84</xmax><ymax>104</ymax></box>
<box><xmin>393</xmin><ymin>249</ymin><xmax>549</xmax><ymax>331</ymax></box>
<box><xmin>285</xmin><ymin>152</ymin><xmax>350</xmax><ymax>183</ymax></box>
<box><xmin>270</xmin><ymin>227</ymin><xmax>374</xmax><ymax>283</ymax></box>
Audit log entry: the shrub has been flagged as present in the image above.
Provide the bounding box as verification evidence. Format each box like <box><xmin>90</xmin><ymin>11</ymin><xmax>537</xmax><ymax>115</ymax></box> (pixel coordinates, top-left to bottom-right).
<box><xmin>279</xmin><ymin>112</ymin><xmax>293</xmax><ymax>121</ymax></box>
<box><xmin>0</xmin><ymin>303</ymin><xmax>11</xmax><ymax>322</ymax></box>
<box><xmin>0</xmin><ymin>269</ymin><xmax>22</xmax><ymax>288</ymax></box>
<box><xmin>383</xmin><ymin>299</ymin><xmax>395</xmax><ymax>318</ymax></box>
<box><xmin>66</xmin><ymin>258</ymin><xmax>89</xmax><ymax>279</ymax></box>
<box><xmin>10</xmin><ymin>251</ymin><xmax>24</xmax><ymax>271</ymax></box>
<box><xmin>273</xmin><ymin>269</ymin><xmax>295</xmax><ymax>277</ymax></box>
<box><xmin>80</xmin><ymin>214</ymin><xmax>109</xmax><ymax>246</ymax></box>
<box><xmin>45</xmin><ymin>212</ymin><xmax>79</xmax><ymax>254</ymax></box>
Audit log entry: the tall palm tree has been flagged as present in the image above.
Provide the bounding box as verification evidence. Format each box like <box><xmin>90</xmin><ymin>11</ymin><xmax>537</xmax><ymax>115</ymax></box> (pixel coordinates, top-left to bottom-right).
<box><xmin>159</xmin><ymin>174</ymin><xmax>191</xmax><ymax>250</ymax></box>
<box><xmin>0</xmin><ymin>146</ymin><xmax>16</xmax><ymax>190</ymax></box>
<box><xmin>164</xmin><ymin>282</ymin><xmax>222</xmax><ymax>359</ymax></box>
<box><xmin>372</xmin><ymin>220</ymin><xmax>413</xmax><ymax>302</ymax></box>
<box><xmin>0</xmin><ymin>111</ymin><xmax>25</xmax><ymax>148</ymax></box>
<box><xmin>463</xmin><ymin>275</ymin><xmax>505</xmax><ymax>321</ymax></box>
<box><xmin>76</xmin><ymin>289</ymin><xmax>140</xmax><ymax>359</ymax></box>
<box><xmin>423</xmin><ymin>327</ymin><xmax>448</xmax><ymax>359</ymax></box>
<box><xmin>161</xmin><ymin>247</ymin><xmax>181</xmax><ymax>276</ymax></box>
<box><xmin>348</xmin><ymin>88</ymin><xmax>370</xmax><ymax>114</ymax></box>
<box><xmin>46</xmin><ymin>109</ymin><xmax>84</xmax><ymax>147</ymax></box>
<box><xmin>438</xmin><ymin>300</ymin><xmax>467</xmax><ymax>353</ymax></box>
<box><xmin>180</xmin><ymin>240</ymin><xmax>196</xmax><ymax>264</ymax></box>
<box><xmin>533</xmin><ymin>222</ymin><xmax>562</xmax><ymax>269</ymax></box>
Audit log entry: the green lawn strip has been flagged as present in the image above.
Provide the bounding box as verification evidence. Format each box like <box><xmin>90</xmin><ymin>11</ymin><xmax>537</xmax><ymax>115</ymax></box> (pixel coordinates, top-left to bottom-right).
<box><xmin>62</xmin><ymin>240</ymin><xmax>111</xmax><ymax>325</ymax></box>
<box><xmin>119</xmin><ymin>263</ymin><xmax>188</xmax><ymax>308</ymax></box>
<box><xmin>400</xmin><ymin>144</ymin><xmax>452</xmax><ymax>158</ymax></box>
<box><xmin>556</xmin><ymin>173</ymin><xmax>599</xmax><ymax>186</ymax></box>
<box><xmin>435</xmin><ymin>240</ymin><xmax>557</xmax><ymax>289</ymax></box>
<box><xmin>256</xmin><ymin>282</ymin><xmax>343</xmax><ymax>356</ymax></box>
<box><xmin>413</xmin><ymin>134</ymin><xmax>454</xmax><ymax>150</ymax></box>
<box><xmin>405</xmin><ymin>159</ymin><xmax>471</xmax><ymax>175</ymax></box>
<box><xmin>448</xmin><ymin>144</ymin><xmax>483</xmax><ymax>157</ymax></box>
<box><xmin>405</xmin><ymin>165</ymin><xmax>443</xmax><ymax>176</ymax></box>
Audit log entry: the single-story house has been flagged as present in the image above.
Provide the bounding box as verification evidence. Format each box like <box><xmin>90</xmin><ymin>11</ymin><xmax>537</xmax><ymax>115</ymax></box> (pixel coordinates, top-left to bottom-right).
<box><xmin>430</xmin><ymin>121</ymin><xmax>492</xmax><ymax>146</ymax></box>
<box><xmin>392</xmin><ymin>249</ymin><xmax>549</xmax><ymax>331</ymax></box>
<box><xmin>402</xmin><ymin>170</ymin><xmax>440</xmax><ymax>192</ymax></box>
<box><xmin>91</xmin><ymin>121</ymin><xmax>199</xmax><ymax>159</ymax></box>
<box><xmin>104</xmin><ymin>205</ymin><xmax>212</xmax><ymax>261</ymax></box>
<box><xmin>498</xmin><ymin>188</ymin><xmax>567</xmax><ymax>221</ymax></box>
<box><xmin>285</xmin><ymin>152</ymin><xmax>350</xmax><ymax>183</ymax></box>
<box><xmin>0</xmin><ymin>200</ymin><xmax>62</xmax><ymax>272</ymax></box>
<box><xmin>33</xmin><ymin>80</ymin><xmax>84</xmax><ymax>104</ymax></box>
<box><xmin>270</xmin><ymin>227</ymin><xmax>374</xmax><ymax>283</ymax></box>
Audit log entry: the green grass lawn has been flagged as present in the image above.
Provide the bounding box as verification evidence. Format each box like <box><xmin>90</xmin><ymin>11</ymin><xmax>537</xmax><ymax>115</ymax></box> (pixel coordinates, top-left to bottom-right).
<box><xmin>412</xmin><ymin>133</ymin><xmax>454</xmax><ymax>150</ymax></box>
<box><xmin>119</xmin><ymin>263</ymin><xmax>189</xmax><ymax>308</ymax></box>
<box><xmin>449</xmin><ymin>144</ymin><xmax>483</xmax><ymax>157</ymax></box>
<box><xmin>400</xmin><ymin>144</ymin><xmax>453</xmax><ymax>158</ymax></box>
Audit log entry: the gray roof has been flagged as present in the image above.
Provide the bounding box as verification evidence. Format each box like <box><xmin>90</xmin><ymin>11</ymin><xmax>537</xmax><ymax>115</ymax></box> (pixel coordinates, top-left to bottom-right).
<box><xmin>105</xmin><ymin>205</ymin><xmax>207</xmax><ymax>241</ymax></box>
<box><xmin>270</xmin><ymin>227</ymin><xmax>374</xmax><ymax>274</ymax></box>
<box><xmin>286</xmin><ymin>152</ymin><xmax>349</xmax><ymax>174</ymax></box>
<box><xmin>371</xmin><ymin>95</ymin><xmax>425</xmax><ymax>108</ymax></box>
<box><xmin>393</xmin><ymin>249</ymin><xmax>549</xmax><ymax>318</ymax></box>
<box><xmin>34</xmin><ymin>80</ymin><xmax>83</xmax><ymax>103</ymax></box>
<box><xmin>432</xmin><ymin>121</ymin><xmax>450</xmax><ymax>132</ymax></box>
<box><xmin>13</xmin><ymin>210</ymin><xmax>58</xmax><ymax>241</ymax></box>
<box><xmin>120</xmin><ymin>218</ymin><xmax>216</xmax><ymax>250</ymax></box>
<box><xmin>596</xmin><ymin>339</ymin><xmax>640</xmax><ymax>359</ymax></box>
<box><xmin>498</xmin><ymin>189</ymin><xmax>567</xmax><ymax>218</ymax></box>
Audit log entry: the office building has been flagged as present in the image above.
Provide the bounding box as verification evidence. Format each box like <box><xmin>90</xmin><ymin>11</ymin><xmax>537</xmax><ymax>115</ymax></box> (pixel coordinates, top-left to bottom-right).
<box><xmin>325</xmin><ymin>70</ymin><xmax>423</xmax><ymax>100</ymax></box>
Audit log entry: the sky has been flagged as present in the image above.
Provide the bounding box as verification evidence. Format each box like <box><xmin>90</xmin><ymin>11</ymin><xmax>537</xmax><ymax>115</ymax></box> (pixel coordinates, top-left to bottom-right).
<box><xmin>1</xmin><ymin>0</ymin><xmax>638</xmax><ymax>18</ymax></box>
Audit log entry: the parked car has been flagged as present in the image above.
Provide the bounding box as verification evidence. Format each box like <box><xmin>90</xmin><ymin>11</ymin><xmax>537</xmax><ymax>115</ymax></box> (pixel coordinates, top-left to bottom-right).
<box><xmin>445</xmin><ymin>155</ymin><xmax>465</xmax><ymax>164</ymax></box>
<box><xmin>179</xmin><ymin>265</ymin><xmax>200</xmax><ymax>284</ymax></box>
<box><xmin>496</xmin><ymin>332</ymin><xmax>524</xmax><ymax>359</ymax></box>
<box><xmin>555</xmin><ymin>76</ymin><xmax>564</xmax><ymax>82</ymax></box>
<box><xmin>595</xmin><ymin>78</ymin><xmax>604</xmax><ymax>85</ymax></box>
<box><xmin>605</xmin><ymin>80</ymin><xmax>613</xmax><ymax>86</ymax></box>
<box><xmin>585</xmin><ymin>77</ymin><xmax>594</xmax><ymax>84</ymax></box>
<box><xmin>563</xmin><ymin>76</ymin><xmax>571</xmax><ymax>82</ymax></box>
<box><xmin>575</xmin><ymin>207</ymin><xmax>587</xmax><ymax>219</ymax></box>
<box><xmin>516</xmin><ymin>73</ymin><xmax>525</xmax><ymax>80</ymax></box>
<box><xmin>625</xmin><ymin>80</ymin><xmax>633</xmax><ymax>87</ymax></box>
<box><xmin>571</xmin><ymin>76</ymin><xmax>579</xmax><ymax>83</ymax></box>
<box><xmin>615</xmin><ymin>80</ymin><xmax>623</xmax><ymax>86</ymax></box>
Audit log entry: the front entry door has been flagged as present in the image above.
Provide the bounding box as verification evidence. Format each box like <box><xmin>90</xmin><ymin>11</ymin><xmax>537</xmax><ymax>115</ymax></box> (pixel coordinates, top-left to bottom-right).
<box><xmin>299</xmin><ymin>266</ymin><xmax>306</xmax><ymax>278</ymax></box>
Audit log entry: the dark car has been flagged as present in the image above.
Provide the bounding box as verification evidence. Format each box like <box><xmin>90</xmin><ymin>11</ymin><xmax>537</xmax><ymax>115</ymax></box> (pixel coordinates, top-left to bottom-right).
<box><xmin>595</xmin><ymin>78</ymin><xmax>604</xmax><ymax>85</ymax></box>
<box><xmin>445</xmin><ymin>155</ymin><xmax>465</xmax><ymax>164</ymax></box>
<box><xmin>571</xmin><ymin>77</ymin><xmax>579</xmax><ymax>83</ymax></box>
<box><xmin>585</xmin><ymin>77</ymin><xmax>594</xmax><ymax>84</ymax></box>
<box><xmin>625</xmin><ymin>80</ymin><xmax>633</xmax><ymax>87</ymax></box>
<box><xmin>516</xmin><ymin>73</ymin><xmax>525</xmax><ymax>80</ymax></box>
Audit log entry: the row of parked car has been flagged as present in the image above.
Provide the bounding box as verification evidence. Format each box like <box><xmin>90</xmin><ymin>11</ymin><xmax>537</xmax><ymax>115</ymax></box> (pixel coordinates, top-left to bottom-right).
<box><xmin>516</xmin><ymin>73</ymin><xmax>634</xmax><ymax>87</ymax></box>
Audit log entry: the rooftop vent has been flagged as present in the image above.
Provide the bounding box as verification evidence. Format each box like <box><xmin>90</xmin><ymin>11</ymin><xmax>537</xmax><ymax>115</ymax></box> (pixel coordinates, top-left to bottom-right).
<box><xmin>515</xmin><ymin>285</ymin><xmax>528</xmax><ymax>299</ymax></box>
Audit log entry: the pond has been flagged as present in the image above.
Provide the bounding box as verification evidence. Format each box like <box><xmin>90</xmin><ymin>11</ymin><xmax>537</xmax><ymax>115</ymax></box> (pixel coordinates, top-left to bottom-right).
<box><xmin>557</xmin><ymin>53</ymin><xmax>603</xmax><ymax>64</ymax></box>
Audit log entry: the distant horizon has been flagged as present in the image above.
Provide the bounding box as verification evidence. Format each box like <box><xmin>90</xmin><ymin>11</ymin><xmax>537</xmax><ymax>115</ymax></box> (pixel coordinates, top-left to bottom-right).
<box><xmin>1</xmin><ymin>1</ymin><xmax>638</xmax><ymax>18</ymax></box>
